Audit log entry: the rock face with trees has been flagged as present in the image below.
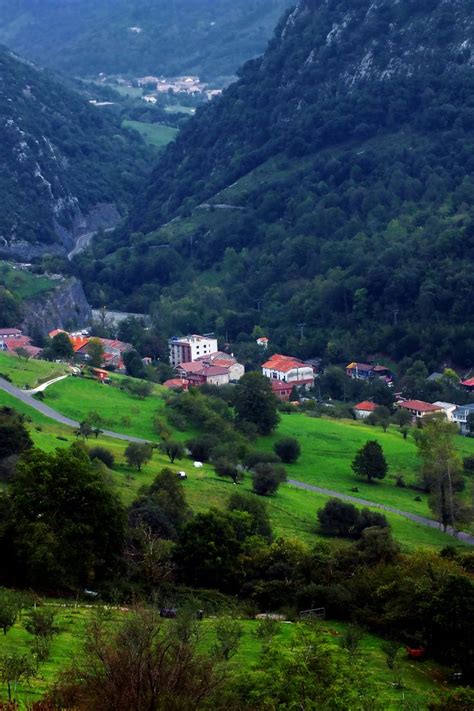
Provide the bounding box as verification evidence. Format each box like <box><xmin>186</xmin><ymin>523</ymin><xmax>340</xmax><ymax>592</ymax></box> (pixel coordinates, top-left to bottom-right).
<box><xmin>85</xmin><ymin>0</ymin><xmax>474</xmax><ymax>365</ymax></box>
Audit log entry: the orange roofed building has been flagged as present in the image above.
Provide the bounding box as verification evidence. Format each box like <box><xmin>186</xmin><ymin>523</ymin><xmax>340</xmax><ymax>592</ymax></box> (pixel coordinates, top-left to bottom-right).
<box><xmin>262</xmin><ymin>354</ymin><xmax>314</xmax><ymax>390</ymax></box>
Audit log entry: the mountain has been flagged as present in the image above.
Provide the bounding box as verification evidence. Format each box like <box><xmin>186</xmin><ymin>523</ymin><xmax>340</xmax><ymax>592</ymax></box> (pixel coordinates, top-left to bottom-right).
<box><xmin>0</xmin><ymin>0</ymin><xmax>291</xmax><ymax>84</ymax></box>
<box><xmin>0</xmin><ymin>45</ymin><xmax>149</xmax><ymax>260</ymax></box>
<box><xmin>81</xmin><ymin>0</ymin><xmax>474</xmax><ymax>369</ymax></box>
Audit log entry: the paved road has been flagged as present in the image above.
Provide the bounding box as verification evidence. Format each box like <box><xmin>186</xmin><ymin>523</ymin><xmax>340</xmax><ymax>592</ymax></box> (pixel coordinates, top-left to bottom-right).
<box><xmin>67</xmin><ymin>227</ymin><xmax>115</xmax><ymax>261</ymax></box>
<box><xmin>0</xmin><ymin>377</ymin><xmax>149</xmax><ymax>444</ymax></box>
<box><xmin>288</xmin><ymin>479</ymin><xmax>474</xmax><ymax>546</ymax></box>
<box><xmin>2</xmin><ymin>375</ymin><xmax>473</xmax><ymax>545</ymax></box>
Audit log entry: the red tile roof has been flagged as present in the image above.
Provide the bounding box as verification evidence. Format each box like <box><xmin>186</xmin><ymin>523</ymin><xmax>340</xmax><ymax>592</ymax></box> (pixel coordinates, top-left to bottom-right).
<box><xmin>262</xmin><ymin>354</ymin><xmax>305</xmax><ymax>373</ymax></box>
<box><xmin>70</xmin><ymin>336</ymin><xmax>90</xmax><ymax>353</ymax></box>
<box><xmin>462</xmin><ymin>378</ymin><xmax>474</xmax><ymax>387</ymax></box>
<box><xmin>354</xmin><ymin>401</ymin><xmax>377</xmax><ymax>411</ymax></box>
<box><xmin>398</xmin><ymin>400</ymin><xmax>442</xmax><ymax>413</ymax></box>
<box><xmin>164</xmin><ymin>378</ymin><xmax>189</xmax><ymax>389</ymax></box>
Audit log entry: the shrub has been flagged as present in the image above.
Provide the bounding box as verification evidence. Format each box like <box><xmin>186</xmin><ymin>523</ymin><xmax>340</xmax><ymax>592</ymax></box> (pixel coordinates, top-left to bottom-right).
<box><xmin>214</xmin><ymin>458</ymin><xmax>241</xmax><ymax>483</ymax></box>
<box><xmin>463</xmin><ymin>455</ymin><xmax>474</xmax><ymax>473</ymax></box>
<box><xmin>318</xmin><ymin>499</ymin><xmax>359</xmax><ymax>537</ymax></box>
<box><xmin>251</xmin><ymin>463</ymin><xmax>287</xmax><ymax>496</ymax></box>
<box><xmin>89</xmin><ymin>446</ymin><xmax>115</xmax><ymax>468</ymax></box>
<box><xmin>273</xmin><ymin>437</ymin><xmax>301</xmax><ymax>464</ymax></box>
<box><xmin>186</xmin><ymin>436</ymin><xmax>218</xmax><ymax>462</ymax></box>
<box><xmin>244</xmin><ymin>451</ymin><xmax>281</xmax><ymax>469</ymax></box>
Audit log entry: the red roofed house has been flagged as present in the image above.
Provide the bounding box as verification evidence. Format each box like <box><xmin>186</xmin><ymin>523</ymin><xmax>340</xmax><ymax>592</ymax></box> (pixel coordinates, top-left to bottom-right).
<box><xmin>461</xmin><ymin>378</ymin><xmax>474</xmax><ymax>392</ymax></box>
<box><xmin>163</xmin><ymin>378</ymin><xmax>189</xmax><ymax>391</ymax></box>
<box><xmin>3</xmin><ymin>335</ymin><xmax>42</xmax><ymax>359</ymax></box>
<box><xmin>0</xmin><ymin>328</ymin><xmax>23</xmax><ymax>350</ymax></box>
<box><xmin>177</xmin><ymin>361</ymin><xmax>230</xmax><ymax>387</ymax></box>
<box><xmin>262</xmin><ymin>354</ymin><xmax>314</xmax><ymax>390</ymax></box>
<box><xmin>73</xmin><ymin>337</ymin><xmax>132</xmax><ymax>370</ymax></box>
<box><xmin>48</xmin><ymin>329</ymin><xmax>67</xmax><ymax>339</ymax></box>
<box><xmin>353</xmin><ymin>401</ymin><xmax>377</xmax><ymax>420</ymax></box>
<box><xmin>396</xmin><ymin>400</ymin><xmax>444</xmax><ymax>420</ymax></box>
<box><xmin>70</xmin><ymin>336</ymin><xmax>90</xmax><ymax>354</ymax></box>
<box><xmin>271</xmin><ymin>381</ymin><xmax>293</xmax><ymax>401</ymax></box>
<box><xmin>196</xmin><ymin>352</ymin><xmax>244</xmax><ymax>381</ymax></box>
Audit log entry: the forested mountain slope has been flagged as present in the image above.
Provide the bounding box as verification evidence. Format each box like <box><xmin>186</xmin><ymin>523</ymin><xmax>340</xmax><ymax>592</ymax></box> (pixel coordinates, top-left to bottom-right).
<box><xmin>0</xmin><ymin>46</ymin><xmax>149</xmax><ymax>259</ymax></box>
<box><xmin>0</xmin><ymin>0</ymin><xmax>290</xmax><ymax>83</ymax></box>
<box><xmin>82</xmin><ymin>0</ymin><xmax>474</xmax><ymax>367</ymax></box>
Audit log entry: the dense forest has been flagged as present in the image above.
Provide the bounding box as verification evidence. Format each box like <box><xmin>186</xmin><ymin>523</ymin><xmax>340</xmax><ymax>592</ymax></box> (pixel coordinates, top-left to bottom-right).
<box><xmin>0</xmin><ymin>0</ymin><xmax>290</xmax><ymax>84</ymax></box>
<box><xmin>0</xmin><ymin>46</ymin><xmax>150</xmax><ymax>256</ymax></box>
<box><xmin>80</xmin><ymin>0</ymin><xmax>474</xmax><ymax>367</ymax></box>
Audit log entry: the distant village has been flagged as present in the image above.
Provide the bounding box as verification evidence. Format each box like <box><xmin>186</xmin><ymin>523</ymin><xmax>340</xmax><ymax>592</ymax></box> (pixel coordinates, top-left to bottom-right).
<box><xmin>96</xmin><ymin>72</ymin><xmax>222</xmax><ymax>105</ymax></box>
<box><xmin>3</xmin><ymin>325</ymin><xmax>472</xmax><ymax>437</ymax></box>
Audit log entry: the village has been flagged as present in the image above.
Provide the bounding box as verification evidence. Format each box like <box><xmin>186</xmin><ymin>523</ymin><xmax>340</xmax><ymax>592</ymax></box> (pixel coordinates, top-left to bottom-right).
<box><xmin>1</xmin><ymin>325</ymin><xmax>473</xmax><ymax>437</ymax></box>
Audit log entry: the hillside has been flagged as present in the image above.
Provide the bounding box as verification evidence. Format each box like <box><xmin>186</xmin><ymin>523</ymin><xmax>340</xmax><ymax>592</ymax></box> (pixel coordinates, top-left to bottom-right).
<box><xmin>0</xmin><ymin>0</ymin><xmax>291</xmax><ymax>84</ymax></box>
<box><xmin>82</xmin><ymin>0</ymin><xmax>474</xmax><ymax>368</ymax></box>
<box><xmin>0</xmin><ymin>45</ymin><xmax>150</xmax><ymax>260</ymax></box>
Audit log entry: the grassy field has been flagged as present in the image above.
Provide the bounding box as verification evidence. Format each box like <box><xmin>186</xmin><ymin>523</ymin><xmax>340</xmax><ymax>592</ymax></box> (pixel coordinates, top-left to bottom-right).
<box><xmin>0</xmin><ymin>606</ymin><xmax>449</xmax><ymax>709</ymax></box>
<box><xmin>122</xmin><ymin>120</ymin><xmax>178</xmax><ymax>147</ymax></box>
<box><xmin>164</xmin><ymin>104</ymin><xmax>196</xmax><ymax>115</ymax></box>
<box><xmin>0</xmin><ymin>262</ymin><xmax>54</xmax><ymax>299</ymax></box>
<box><xmin>0</xmin><ymin>352</ymin><xmax>67</xmax><ymax>389</ymax></box>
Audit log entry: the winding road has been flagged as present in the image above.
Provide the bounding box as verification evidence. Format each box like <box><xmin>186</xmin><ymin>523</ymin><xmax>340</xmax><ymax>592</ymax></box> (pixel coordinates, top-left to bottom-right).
<box><xmin>1</xmin><ymin>376</ymin><xmax>473</xmax><ymax>545</ymax></box>
<box><xmin>0</xmin><ymin>377</ymin><xmax>148</xmax><ymax>444</ymax></box>
<box><xmin>67</xmin><ymin>226</ymin><xmax>115</xmax><ymax>261</ymax></box>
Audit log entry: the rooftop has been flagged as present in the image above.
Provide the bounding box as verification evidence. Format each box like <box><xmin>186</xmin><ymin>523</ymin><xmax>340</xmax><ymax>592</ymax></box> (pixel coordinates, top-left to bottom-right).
<box><xmin>262</xmin><ymin>354</ymin><xmax>306</xmax><ymax>373</ymax></box>
<box><xmin>354</xmin><ymin>401</ymin><xmax>377</xmax><ymax>411</ymax></box>
<box><xmin>398</xmin><ymin>400</ymin><xmax>443</xmax><ymax>413</ymax></box>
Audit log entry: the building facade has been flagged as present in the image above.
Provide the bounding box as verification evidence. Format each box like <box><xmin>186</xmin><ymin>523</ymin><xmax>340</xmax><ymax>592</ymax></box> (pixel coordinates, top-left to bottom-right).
<box><xmin>169</xmin><ymin>335</ymin><xmax>218</xmax><ymax>366</ymax></box>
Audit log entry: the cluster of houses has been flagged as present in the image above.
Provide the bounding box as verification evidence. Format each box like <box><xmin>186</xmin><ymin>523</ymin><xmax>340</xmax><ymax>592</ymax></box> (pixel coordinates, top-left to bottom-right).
<box><xmin>0</xmin><ymin>328</ymin><xmax>43</xmax><ymax>359</ymax></box>
<box><xmin>165</xmin><ymin>335</ymin><xmax>244</xmax><ymax>390</ymax></box>
<box><xmin>48</xmin><ymin>330</ymin><xmax>134</xmax><ymax>371</ymax></box>
<box><xmin>354</xmin><ymin>397</ymin><xmax>474</xmax><ymax>435</ymax></box>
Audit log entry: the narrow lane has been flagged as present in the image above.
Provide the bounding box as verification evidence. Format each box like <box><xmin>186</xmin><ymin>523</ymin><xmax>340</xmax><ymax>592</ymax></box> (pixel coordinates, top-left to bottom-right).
<box><xmin>288</xmin><ymin>479</ymin><xmax>474</xmax><ymax>546</ymax></box>
<box><xmin>1</xmin><ymin>375</ymin><xmax>473</xmax><ymax>544</ymax></box>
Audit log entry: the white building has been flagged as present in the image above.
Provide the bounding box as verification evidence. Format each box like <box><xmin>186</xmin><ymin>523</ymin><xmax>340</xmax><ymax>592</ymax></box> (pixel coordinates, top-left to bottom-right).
<box><xmin>196</xmin><ymin>352</ymin><xmax>244</xmax><ymax>381</ymax></box>
<box><xmin>432</xmin><ymin>401</ymin><xmax>457</xmax><ymax>422</ymax></box>
<box><xmin>262</xmin><ymin>354</ymin><xmax>314</xmax><ymax>389</ymax></box>
<box><xmin>169</xmin><ymin>334</ymin><xmax>218</xmax><ymax>366</ymax></box>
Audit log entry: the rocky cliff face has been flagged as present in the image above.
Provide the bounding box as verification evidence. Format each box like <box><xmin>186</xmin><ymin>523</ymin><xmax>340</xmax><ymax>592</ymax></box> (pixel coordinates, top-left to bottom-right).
<box><xmin>21</xmin><ymin>277</ymin><xmax>92</xmax><ymax>335</ymax></box>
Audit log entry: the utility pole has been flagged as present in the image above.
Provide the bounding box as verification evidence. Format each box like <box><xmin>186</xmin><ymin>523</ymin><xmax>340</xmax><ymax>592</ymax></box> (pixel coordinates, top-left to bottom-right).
<box><xmin>255</xmin><ymin>298</ymin><xmax>262</xmax><ymax>313</ymax></box>
<box><xmin>298</xmin><ymin>323</ymin><xmax>306</xmax><ymax>341</ymax></box>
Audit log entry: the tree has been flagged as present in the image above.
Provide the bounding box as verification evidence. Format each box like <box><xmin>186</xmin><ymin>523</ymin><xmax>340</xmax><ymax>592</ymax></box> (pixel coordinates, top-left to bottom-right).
<box><xmin>214</xmin><ymin>458</ymin><xmax>241</xmax><ymax>484</ymax></box>
<box><xmin>392</xmin><ymin>407</ymin><xmax>412</xmax><ymax>429</ymax></box>
<box><xmin>88</xmin><ymin>446</ymin><xmax>115</xmax><ymax>468</ymax></box>
<box><xmin>129</xmin><ymin>468</ymin><xmax>190</xmax><ymax>540</ymax></box>
<box><xmin>159</xmin><ymin>440</ymin><xmax>184</xmax><ymax>464</ymax></box>
<box><xmin>50</xmin><ymin>332</ymin><xmax>73</xmax><ymax>360</ymax></box>
<box><xmin>123</xmin><ymin>349</ymin><xmax>147</xmax><ymax>379</ymax></box>
<box><xmin>318</xmin><ymin>499</ymin><xmax>359</xmax><ymax>537</ymax></box>
<box><xmin>175</xmin><ymin>509</ymin><xmax>244</xmax><ymax>589</ymax></box>
<box><xmin>125</xmin><ymin>442</ymin><xmax>153</xmax><ymax>471</ymax></box>
<box><xmin>120</xmin><ymin>378</ymin><xmax>153</xmax><ymax>399</ymax></box>
<box><xmin>8</xmin><ymin>447</ymin><xmax>126</xmax><ymax>590</ymax></box>
<box><xmin>228</xmin><ymin>491</ymin><xmax>272</xmax><ymax>541</ymax></box>
<box><xmin>351</xmin><ymin>441</ymin><xmax>388</xmax><ymax>483</ymax></box>
<box><xmin>0</xmin><ymin>408</ymin><xmax>32</xmax><ymax>460</ymax></box>
<box><xmin>75</xmin><ymin>420</ymin><xmax>93</xmax><ymax>440</ymax></box>
<box><xmin>0</xmin><ymin>653</ymin><xmax>35</xmax><ymax>702</ymax></box>
<box><xmin>212</xmin><ymin>617</ymin><xmax>243</xmax><ymax>661</ymax></box>
<box><xmin>234</xmin><ymin>373</ymin><xmax>279</xmax><ymax>435</ymax></box>
<box><xmin>416</xmin><ymin>418</ymin><xmax>466</xmax><ymax>531</ymax></box>
<box><xmin>14</xmin><ymin>347</ymin><xmax>30</xmax><ymax>361</ymax></box>
<box><xmin>0</xmin><ymin>589</ymin><xmax>19</xmax><ymax>635</ymax></box>
<box><xmin>373</xmin><ymin>405</ymin><xmax>391</xmax><ymax>432</ymax></box>
<box><xmin>87</xmin><ymin>338</ymin><xmax>104</xmax><ymax>368</ymax></box>
<box><xmin>41</xmin><ymin>609</ymin><xmax>225</xmax><ymax>710</ymax></box>
<box><xmin>24</xmin><ymin>607</ymin><xmax>57</xmax><ymax>663</ymax></box>
<box><xmin>252</xmin><ymin>462</ymin><xmax>287</xmax><ymax>496</ymax></box>
<box><xmin>274</xmin><ymin>437</ymin><xmax>301</xmax><ymax>463</ymax></box>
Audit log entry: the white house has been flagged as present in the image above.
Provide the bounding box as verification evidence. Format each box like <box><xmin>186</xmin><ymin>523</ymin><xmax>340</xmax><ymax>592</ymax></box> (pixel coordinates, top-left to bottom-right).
<box><xmin>432</xmin><ymin>401</ymin><xmax>457</xmax><ymax>422</ymax></box>
<box><xmin>169</xmin><ymin>334</ymin><xmax>218</xmax><ymax>366</ymax></box>
<box><xmin>262</xmin><ymin>354</ymin><xmax>314</xmax><ymax>389</ymax></box>
<box><xmin>453</xmin><ymin>403</ymin><xmax>474</xmax><ymax>435</ymax></box>
<box><xmin>353</xmin><ymin>401</ymin><xmax>377</xmax><ymax>420</ymax></box>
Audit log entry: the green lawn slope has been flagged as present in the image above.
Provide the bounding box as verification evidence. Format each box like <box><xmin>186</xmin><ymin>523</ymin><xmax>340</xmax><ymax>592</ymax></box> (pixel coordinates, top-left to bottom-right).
<box><xmin>0</xmin><ymin>606</ymin><xmax>449</xmax><ymax>709</ymax></box>
<box><xmin>0</xmin><ymin>352</ymin><xmax>68</xmax><ymax>389</ymax></box>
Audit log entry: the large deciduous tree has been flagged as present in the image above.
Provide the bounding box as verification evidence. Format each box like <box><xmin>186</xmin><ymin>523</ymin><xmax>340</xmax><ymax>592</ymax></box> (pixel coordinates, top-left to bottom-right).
<box><xmin>351</xmin><ymin>440</ymin><xmax>388</xmax><ymax>483</ymax></box>
<box><xmin>6</xmin><ymin>447</ymin><xmax>126</xmax><ymax>590</ymax></box>
<box><xmin>233</xmin><ymin>372</ymin><xmax>279</xmax><ymax>435</ymax></box>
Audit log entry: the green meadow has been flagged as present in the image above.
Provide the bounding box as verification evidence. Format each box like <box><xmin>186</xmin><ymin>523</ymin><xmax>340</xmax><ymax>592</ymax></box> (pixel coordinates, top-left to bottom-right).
<box><xmin>0</xmin><ymin>352</ymin><xmax>67</xmax><ymax>389</ymax></box>
<box><xmin>0</xmin><ymin>606</ymin><xmax>449</xmax><ymax>709</ymax></box>
<box><xmin>0</xmin><ymin>378</ymin><xmax>467</xmax><ymax>552</ymax></box>
<box><xmin>122</xmin><ymin>120</ymin><xmax>178</xmax><ymax>147</ymax></box>
<box><xmin>0</xmin><ymin>262</ymin><xmax>54</xmax><ymax>300</ymax></box>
